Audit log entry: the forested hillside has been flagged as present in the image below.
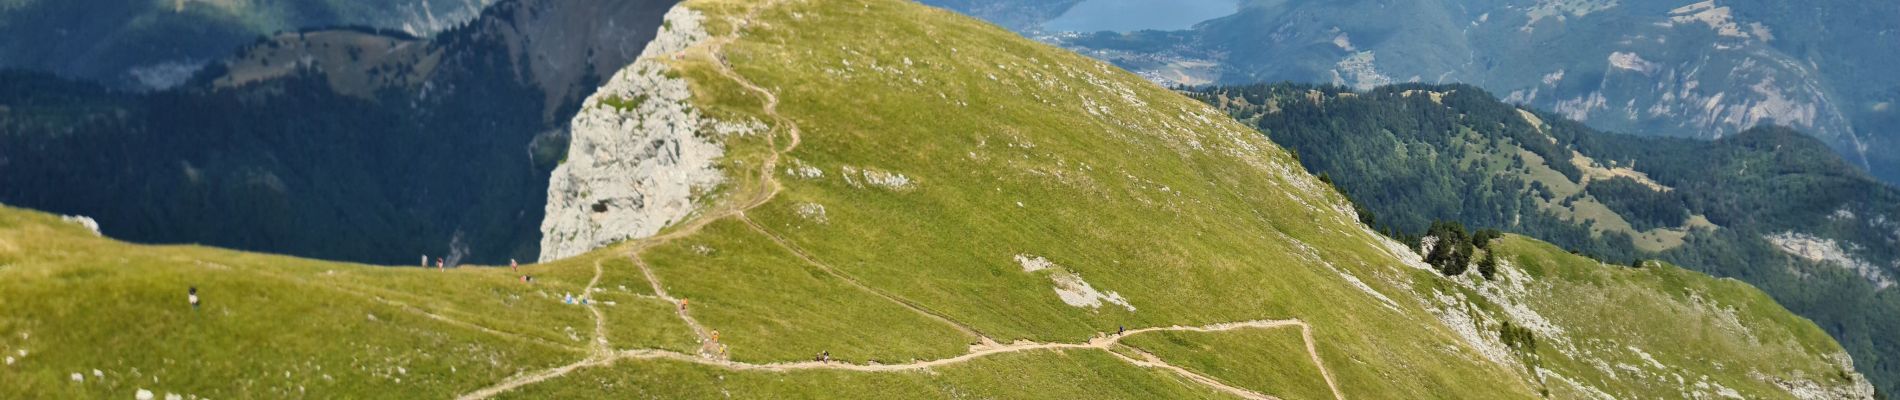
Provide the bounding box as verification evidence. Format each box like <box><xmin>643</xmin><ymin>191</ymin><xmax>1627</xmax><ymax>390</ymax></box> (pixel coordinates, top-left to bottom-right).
<box><xmin>0</xmin><ymin>0</ymin><xmax>678</xmax><ymax>266</ymax></box>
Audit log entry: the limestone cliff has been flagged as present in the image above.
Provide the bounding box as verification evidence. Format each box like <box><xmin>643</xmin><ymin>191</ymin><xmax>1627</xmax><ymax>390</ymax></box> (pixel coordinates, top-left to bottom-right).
<box><xmin>538</xmin><ymin>7</ymin><xmax>737</xmax><ymax>261</ymax></box>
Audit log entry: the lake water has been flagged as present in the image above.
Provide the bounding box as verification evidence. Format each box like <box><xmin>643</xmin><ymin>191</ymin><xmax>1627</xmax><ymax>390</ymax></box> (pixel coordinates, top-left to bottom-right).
<box><xmin>1044</xmin><ymin>0</ymin><xmax>1239</xmax><ymax>32</ymax></box>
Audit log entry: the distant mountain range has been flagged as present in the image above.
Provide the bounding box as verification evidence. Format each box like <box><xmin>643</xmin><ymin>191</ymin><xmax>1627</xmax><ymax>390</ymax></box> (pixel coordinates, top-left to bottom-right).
<box><xmin>0</xmin><ymin>0</ymin><xmax>501</xmax><ymax>91</ymax></box>
<box><xmin>0</xmin><ymin>0</ymin><xmax>679</xmax><ymax>265</ymax></box>
<box><xmin>921</xmin><ymin>0</ymin><xmax>1900</xmax><ymax>186</ymax></box>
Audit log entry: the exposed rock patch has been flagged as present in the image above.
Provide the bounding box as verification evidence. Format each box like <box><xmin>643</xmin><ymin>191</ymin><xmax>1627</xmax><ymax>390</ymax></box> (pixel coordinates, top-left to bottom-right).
<box><xmin>1765</xmin><ymin>232</ymin><xmax>1895</xmax><ymax>290</ymax></box>
<box><xmin>539</xmin><ymin>7</ymin><xmax>739</xmax><ymax>262</ymax></box>
<box><xmin>839</xmin><ymin>165</ymin><xmax>914</xmax><ymax>190</ymax></box>
<box><xmin>794</xmin><ymin>202</ymin><xmax>827</xmax><ymax>224</ymax></box>
<box><xmin>1014</xmin><ymin>254</ymin><xmax>1134</xmax><ymax>312</ymax></box>
<box><xmin>59</xmin><ymin>215</ymin><xmax>100</xmax><ymax>236</ymax></box>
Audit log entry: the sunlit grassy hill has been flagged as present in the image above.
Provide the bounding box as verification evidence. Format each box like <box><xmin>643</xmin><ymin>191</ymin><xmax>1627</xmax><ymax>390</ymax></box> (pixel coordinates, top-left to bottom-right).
<box><xmin>0</xmin><ymin>0</ymin><xmax>1873</xmax><ymax>398</ymax></box>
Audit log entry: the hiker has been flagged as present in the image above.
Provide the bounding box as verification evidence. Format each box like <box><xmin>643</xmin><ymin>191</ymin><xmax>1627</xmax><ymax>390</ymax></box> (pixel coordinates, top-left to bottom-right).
<box><xmin>680</xmin><ymin>298</ymin><xmax>689</xmax><ymax>312</ymax></box>
<box><xmin>510</xmin><ymin>259</ymin><xmax>519</xmax><ymax>272</ymax></box>
<box><xmin>822</xmin><ymin>351</ymin><xmax>831</xmax><ymax>363</ymax></box>
<box><xmin>436</xmin><ymin>258</ymin><xmax>445</xmax><ymax>271</ymax></box>
<box><xmin>711</xmin><ymin>330</ymin><xmax>720</xmax><ymax>342</ymax></box>
<box><xmin>1117</xmin><ymin>325</ymin><xmax>1124</xmax><ymax>335</ymax></box>
<box><xmin>422</xmin><ymin>255</ymin><xmax>428</xmax><ymax>267</ymax></box>
<box><xmin>188</xmin><ymin>287</ymin><xmax>200</xmax><ymax>310</ymax></box>
<box><xmin>564</xmin><ymin>293</ymin><xmax>575</xmax><ymax>305</ymax></box>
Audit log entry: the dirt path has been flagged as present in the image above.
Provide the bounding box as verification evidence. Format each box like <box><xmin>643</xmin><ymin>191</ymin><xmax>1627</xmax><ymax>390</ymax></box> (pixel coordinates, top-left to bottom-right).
<box><xmin>629</xmin><ymin>254</ymin><xmax>722</xmax><ymax>358</ymax></box>
<box><xmin>738</xmin><ymin>215</ymin><xmax>993</xmax><ymax>342</ymax></box>
<box><xmin>572</xmin><ymin>319</ymin><xmax>1315</xmax><ymax>400</ymax></box>
<box><xmin>1300</xmin><ymin>323</ymin><xmax>1346</xmax><ymax>400</ymax></box>
<box><xmin>609</xmin><ymin>319</ymin><xmax>1305</xmax><ymax>372</ymax></box>
<box><xmin>458</xmin><ymin>1</ymin><xmax>1346</xmax><ymax>399</ymax></box>
<box><xmin>248</xmin><ymin>268</ymin><xmax>577</xmax><ymax>351</ymax></box>
<box><xmin>1108</xmin><ymin>349</ymin><xmax>1279</xmax><ymax>400</ymax></box>
<box><xmin>582</xmin><ymin>258</ymin><xmax>610</xmax><ymax>355</ymax></box>
<box><xmin>459</xmin><ymin>3</ymin><xmax>801</xmax><ymax>398</ymax></box>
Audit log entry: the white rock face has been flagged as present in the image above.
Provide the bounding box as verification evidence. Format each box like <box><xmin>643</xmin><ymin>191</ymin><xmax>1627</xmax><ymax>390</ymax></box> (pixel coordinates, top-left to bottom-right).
<box><xmin>59</xmin><ymin>215</ymin><xmax>100</xmax><ymax>236</ymax></box>
<box><xmin>1014</xmin><ymin>254</ymin><xmax>1054</xmax><ymax>272</ymax></box>
<box><xmin>1765</xmin><ymin>232</ymin><xmax>1895</xmax><ymax>290</ymax></box>
<box><xmin>538</xmin><ymin>6</ymin><xmax>736</xmax><ymax>262</ymax></box>
<box><xmin>1049</xmin><ymin>271</ymin><xmax>1135</xmax><ymax>312</ymax></box>
<box><xmin>1013</xmin><ymin>253</ymin><xmax>1134</xmax><ymax>312</ymax></box>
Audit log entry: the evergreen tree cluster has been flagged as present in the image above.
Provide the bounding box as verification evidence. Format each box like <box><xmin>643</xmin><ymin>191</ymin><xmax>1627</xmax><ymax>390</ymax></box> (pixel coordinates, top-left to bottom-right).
<box><xmin>1499</xmin><ymin>321</ymin><xmax>1538</xmax><ymax>355</ymax></box>
<box><xmin>1423</xmin><ymin>221</ymin><xmax>1474</xmax><ymax>276</ymax></box>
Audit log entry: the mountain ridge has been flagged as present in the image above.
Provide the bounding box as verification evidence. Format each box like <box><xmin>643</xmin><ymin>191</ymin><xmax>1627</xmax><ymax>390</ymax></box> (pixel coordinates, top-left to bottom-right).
<box><xmin>0</xmin><ymin>0</ymin><xmax>1880</xmax><ymax>398</ymax></box>
<box><xmin>921</xmin><ymin>0</ymin><xmax>1900</xmax><ymax>185</ymax></box>
<box><xmin>1191</xmin><ymin>81</ymin><xmax>1900</xmax><ymax>394</ymax></box>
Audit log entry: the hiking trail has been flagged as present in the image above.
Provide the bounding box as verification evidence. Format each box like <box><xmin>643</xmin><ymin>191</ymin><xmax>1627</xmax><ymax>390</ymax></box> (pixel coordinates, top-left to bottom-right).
<box><xmin>455</xmin><ymin>1</ymin><xmax>1346</xmax><ymax>399</ymax></box>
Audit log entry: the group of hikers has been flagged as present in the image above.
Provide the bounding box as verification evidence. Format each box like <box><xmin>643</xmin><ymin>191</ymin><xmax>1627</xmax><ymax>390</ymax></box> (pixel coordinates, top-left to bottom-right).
<box><xmin>419</xmin><ymin>255</ymin><xmax>537</xmax><ymax>283</ymax></box>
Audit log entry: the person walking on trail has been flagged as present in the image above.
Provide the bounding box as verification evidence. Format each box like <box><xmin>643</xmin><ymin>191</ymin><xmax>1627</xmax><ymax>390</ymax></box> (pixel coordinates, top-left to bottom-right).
<box><xmin>510</xmin><ymin>259</ymin><xmax>519</xmax><ymax>272</ymax></box>
<box><xmin>188</xmin><ymin>287</ymin><xmax>200</xmax><ymax>310</ymax></box>
<box><xmin>711</xmin><ymin>330</ymin><xmax>720</xmax><ymax>342</ymax></box>
<box><xmin>680</xmin><ymin>298</ymin><xmax>689</xmax><ymax>312</ymax></box>
<box><xmin>1117</xmin><ymin>325</ymin><xmax>1124</xmax><ymax>335</ymax></box>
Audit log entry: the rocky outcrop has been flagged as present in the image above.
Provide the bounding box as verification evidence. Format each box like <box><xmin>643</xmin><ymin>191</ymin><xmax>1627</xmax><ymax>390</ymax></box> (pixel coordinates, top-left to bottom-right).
<box><xmin>1765</xmin><ymin>232</ymin><xmax>1896</xmax><ymax>291</ymax></box>
<box><xmin>538</xmin><ymin>6</ymin><xmax>737</xmax><ymax>262</ymax></box>
<box><xmin>59</xmin><ymin>215</ymin><xmax>99</xmax><ymax>236</ymax></box>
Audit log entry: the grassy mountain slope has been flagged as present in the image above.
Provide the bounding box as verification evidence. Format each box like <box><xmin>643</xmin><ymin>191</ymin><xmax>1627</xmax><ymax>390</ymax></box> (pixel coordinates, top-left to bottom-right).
<box><xmin>0</xmin><ymin>202</ymin><xmax>1864</xmax><ymax>398</ymax></box>
<box><xmin>1479</xmin><ymin>236</ymin><xmax>1862</xmax><ymax>399</ymax></box>
<box><xmin>0</xmin><ymin>0</ymin><xmax>1872</xmax><ymax>398</ymax></box>
<box><xmin>1193</xmin><ymin>82</ymin><xmax>1900</xmax><ymax>394</ymax></box>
